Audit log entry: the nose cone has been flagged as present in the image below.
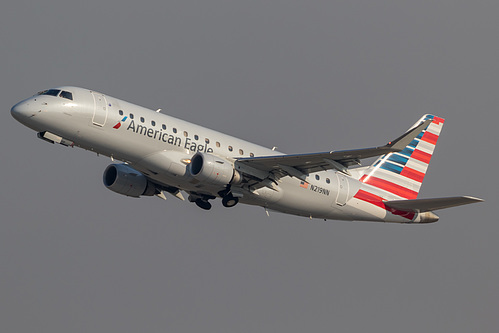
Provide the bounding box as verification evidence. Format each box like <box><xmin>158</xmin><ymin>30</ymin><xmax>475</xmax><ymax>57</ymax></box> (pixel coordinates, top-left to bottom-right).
<box><xmin>11</xmin><ymin>100</ymin><xmax>34</xmax><ymax>124</ymax></box>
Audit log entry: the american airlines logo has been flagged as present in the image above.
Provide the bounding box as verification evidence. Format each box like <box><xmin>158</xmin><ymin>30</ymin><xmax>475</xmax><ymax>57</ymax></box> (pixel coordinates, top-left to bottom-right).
<box><xmin>113</xmin><ymin>116</ymin><xmax>128</xmax><ymax>129</ymax></box>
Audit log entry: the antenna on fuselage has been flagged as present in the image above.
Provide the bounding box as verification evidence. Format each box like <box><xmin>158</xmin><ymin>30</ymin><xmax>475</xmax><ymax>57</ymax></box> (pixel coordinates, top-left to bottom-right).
<box><xmin>156</xmin><ymin>108</ymin><xmax>162</xmax><ymax>113</ymax></box>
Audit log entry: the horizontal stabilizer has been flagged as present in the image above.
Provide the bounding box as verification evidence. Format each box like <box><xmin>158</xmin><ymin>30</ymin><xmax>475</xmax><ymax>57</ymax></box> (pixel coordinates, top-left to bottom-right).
<box><xmin>385</xmin><ymin>196</ymin><xmax>484</xmax><ymax>212</ymax></box>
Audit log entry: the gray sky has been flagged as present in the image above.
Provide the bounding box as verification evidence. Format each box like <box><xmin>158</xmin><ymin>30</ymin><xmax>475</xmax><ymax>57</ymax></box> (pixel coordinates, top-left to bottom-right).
<box><xmin>1</xmin><ymin>1</ymin><xmax>496</xmax><ymax>332</ymax></box>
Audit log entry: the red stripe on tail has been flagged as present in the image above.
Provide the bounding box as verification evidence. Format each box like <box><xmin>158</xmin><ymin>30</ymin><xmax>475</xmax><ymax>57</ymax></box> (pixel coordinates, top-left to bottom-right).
<box><xmin>354</xmin><ymin>189</ymin><xmax>415</xmax><ymax>220</ymax></box>
<box><xmin>433</xmin><ymin>116</ymin><xmax>445</xmax><ymax>124</ymax></box>
<box><xmin>411</xmin><ymin>149</ymin><xmax>432</xmax><ymax>164</ymax></box>
<box><xmin>421</xmin><ymin>131</ymin><xmax>439</xmax><ymax>145</ymax></box>
<box><xmin>363</xmin><ymin>176</ymin><xmax>418</xmax><ymax>199</ymax></box>
<box><xmin>400</xmin><ymin>166</ymin><xmax>425</xmax><ymax>183</ymax></box>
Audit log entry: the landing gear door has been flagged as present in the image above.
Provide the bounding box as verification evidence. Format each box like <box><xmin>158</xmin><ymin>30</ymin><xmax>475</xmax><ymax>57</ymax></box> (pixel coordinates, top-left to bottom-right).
<box><xmin>335</xmin><ymin>173</ymin><xmax>350</xmax><ymax>206</ymax></box>
<box><xmin>91</xmin><ymin>92</ymin><xmax>108</xmax><ymax>126</ymax></box>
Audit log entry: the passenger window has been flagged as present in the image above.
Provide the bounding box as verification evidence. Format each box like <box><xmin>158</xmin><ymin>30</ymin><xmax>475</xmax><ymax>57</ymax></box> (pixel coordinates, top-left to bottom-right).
<box><xmin>194</xmin><ymin>135</ymin><xmax>199</xmax><ymax>141</ymax></box>
<box><xmin>228</xmin><ymin>146</ymin><xmax>233</xmax><ymax>152</ymax></box>
<box><xmin>129</xmin><ymin>113</ymin><xmax>134</xmax><ymax>119</ymax></box>
<box><xmin>239</xmin><ymin>149</ymin><xmax>244</xmax><ymax>155</ymax></box>
<box><xmin>315</xmin><ymin>175</ymin><xmax>320</xmax><ymax>180</ymax></box>
<box><xmin>183</xmin><ymin>131</ymin><xmax>188</xmax><ymax>137</ymax></box>
<box><xmin>151</xmin><ymin>120</ymin><xmax>156</xmax><ymax>126</ymax></box>
<box><xmin>162</xmin><ymin>124</ymin><xmax>166</xmax><ymax>130</ymax></box>
<box><xmin>205</xmin><ymin>138</ymin><xmax>210</xmax><ymax>144</ymax></box>
<box><xmin>60</xmin><ymin>91</ymin><xmax>73</xmax><ymax>100</ymax></box>
<box><xmin>140</xmin><ymin>117</ymin><xmax>145</xmax><ymax>123</ymax></box>
<box><xmin>326</xmin><ymin>178</ymin><xmax>330</xmax><ymax>184</ymax></box>
<box><xmin>173</xmin><ymin>128</ymin><xmax>177</xmax><ymax>133</ymax></box>
<box><xmin>119</xmin><ymin>110</ymin><xmax>123</xmax><ymax>116</ymax></box>
<box><xmin>250</xmin><ymin>152</ymin><xmax>254</xmax><ymax>157</ymax></box>
<box><xmin>216</xmin><ymin>142</ymin><xmax>221</xmax><ymax>148</ymax></box>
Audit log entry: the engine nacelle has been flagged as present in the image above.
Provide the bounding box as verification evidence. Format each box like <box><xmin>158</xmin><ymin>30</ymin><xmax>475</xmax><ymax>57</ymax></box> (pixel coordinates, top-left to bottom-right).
<box><xmin>103</xmin><ymin>164</ymin><xmax>156</xmax><ymax>197</ymax></box>
<box><xmin>189</xmin><ymin>152</ymin><xmax>241</xmax><ymax>186</ymax></box>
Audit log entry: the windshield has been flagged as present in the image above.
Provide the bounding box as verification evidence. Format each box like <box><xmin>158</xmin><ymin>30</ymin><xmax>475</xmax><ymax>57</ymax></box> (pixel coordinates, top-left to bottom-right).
<box><xmin>60</xmin><ymin>91</ymin><xmax>73</xmax><ymax>100</ymax></box>
<box><xmin>38</xmin><ymin>89</ymin><xmax>73</xmax><ymax>100</ymax></box>
<box><xmin>39</xmin><ymin>89</ymin><xmax>61</xmax><ymax>96</ymax></box>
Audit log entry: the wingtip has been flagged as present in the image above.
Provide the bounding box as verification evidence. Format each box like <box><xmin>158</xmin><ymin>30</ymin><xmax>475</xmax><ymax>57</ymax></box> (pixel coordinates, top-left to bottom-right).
<box><xmin>387</xmin><ymin>118</ymin><xmax>432</xmax><ymax>151</ymax></box>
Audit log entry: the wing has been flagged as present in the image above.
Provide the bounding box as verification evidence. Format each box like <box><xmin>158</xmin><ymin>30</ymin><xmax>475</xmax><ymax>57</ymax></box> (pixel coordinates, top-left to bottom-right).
<box><xmin>235</xmin><ymin>119</ymin><xmax>432</xmax><ymax>180</ymax></box>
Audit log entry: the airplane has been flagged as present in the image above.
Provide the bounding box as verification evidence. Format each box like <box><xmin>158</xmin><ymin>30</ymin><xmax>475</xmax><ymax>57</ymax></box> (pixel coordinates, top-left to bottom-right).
<box><xmin>11</xmin><ymin>86</ymin><xmax>483</xmax><ymax>223</ymax></box>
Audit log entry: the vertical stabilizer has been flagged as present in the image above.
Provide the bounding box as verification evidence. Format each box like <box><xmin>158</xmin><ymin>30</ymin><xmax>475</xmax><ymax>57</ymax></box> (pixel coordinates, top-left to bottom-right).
<box><xmin>359</xmin><ymin>114</ymin><xmax>444</xmax><ymax>200</ymax></box>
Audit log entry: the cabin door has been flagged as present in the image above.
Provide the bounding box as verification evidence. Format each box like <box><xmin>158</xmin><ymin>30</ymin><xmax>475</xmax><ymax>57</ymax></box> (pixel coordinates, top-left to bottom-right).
<box><xmin>91</xmin><ymin>92</ymin><xmax>108</xmax><ymax>126</ymax></box>
<box><xmin>335</xmin><ymin>173</ymin><xmax>350</xmax><ymax>206</ymax></box>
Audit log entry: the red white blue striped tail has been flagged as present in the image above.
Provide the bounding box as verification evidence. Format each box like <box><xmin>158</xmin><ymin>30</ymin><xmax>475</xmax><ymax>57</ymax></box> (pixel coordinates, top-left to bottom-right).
<box><xmin>358</xmin><ymin>114</ymin><xmax>444</xmax><ymax>200</ymax></box>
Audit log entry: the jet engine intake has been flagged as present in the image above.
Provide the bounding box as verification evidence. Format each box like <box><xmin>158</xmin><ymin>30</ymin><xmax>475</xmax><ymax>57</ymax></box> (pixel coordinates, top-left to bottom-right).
<box><xmin>103</xmin><ymin>164</ymin><xmax>156</xmax><ymax>197</ymax></box>
<box><xmin>189</xmin><ymin>152</ymin><xmax>241</xmax><ymax>186</ymax></box>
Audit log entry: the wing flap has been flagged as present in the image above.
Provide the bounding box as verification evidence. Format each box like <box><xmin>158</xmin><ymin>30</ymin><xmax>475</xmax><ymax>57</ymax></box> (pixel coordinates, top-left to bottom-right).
<box><xmin>384</xmin><ymin>196</ymin><xmax>484</xmax><ymax>212</ymax></box>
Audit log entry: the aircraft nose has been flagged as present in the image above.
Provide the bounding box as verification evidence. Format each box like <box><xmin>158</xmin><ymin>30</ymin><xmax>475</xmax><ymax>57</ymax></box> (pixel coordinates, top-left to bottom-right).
<box><xmin>11</xmin><ymin>100</ymin><xmax>34</xmax><ymax>122</ymax></box>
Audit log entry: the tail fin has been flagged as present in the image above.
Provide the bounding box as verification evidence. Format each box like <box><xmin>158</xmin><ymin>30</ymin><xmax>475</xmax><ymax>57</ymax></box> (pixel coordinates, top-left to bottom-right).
<box><xmin>359</xmin><ymin>114</ymin><xmax>445</xmax><ymax>200</ymax></box>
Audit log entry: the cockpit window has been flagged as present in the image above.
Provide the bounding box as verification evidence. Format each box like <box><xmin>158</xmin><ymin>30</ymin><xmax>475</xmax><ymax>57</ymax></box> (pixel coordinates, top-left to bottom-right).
<box><xmin>60</xmin><ymin>91</ymin><xmax>73</xmax><ymax>100</ymax></box>
<box><xmin>39</xmin><ymin>89</ymin><xmax>61</xmax><ymax>97</ymax></box>
<box><xmin>37</xmin><ymin>89</ymin><xmax>73</xmax><ymax>100</ymax></box>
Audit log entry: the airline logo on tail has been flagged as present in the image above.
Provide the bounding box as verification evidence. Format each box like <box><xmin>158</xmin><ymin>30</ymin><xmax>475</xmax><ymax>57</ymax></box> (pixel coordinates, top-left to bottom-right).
<box><xmin>359</xmin><ymin>114</ymin><xmax>444</xmax><ymax>200</ymax></box>
<box><xmin>353</xmin><ymin>114</ymin><xmax>447</xmax><ymax>221</ymax></box>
